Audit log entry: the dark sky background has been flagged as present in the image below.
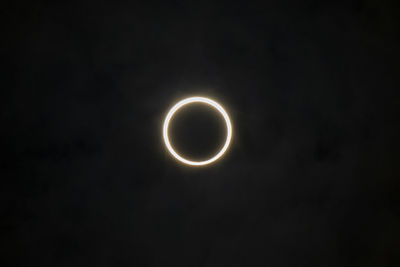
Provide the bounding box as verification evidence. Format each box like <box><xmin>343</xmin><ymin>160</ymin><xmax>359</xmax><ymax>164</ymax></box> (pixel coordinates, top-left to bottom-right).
<box><xmin>1</xmin><ymin>0</ymin><xmax>400</xmax><ymax>266</ymax></box>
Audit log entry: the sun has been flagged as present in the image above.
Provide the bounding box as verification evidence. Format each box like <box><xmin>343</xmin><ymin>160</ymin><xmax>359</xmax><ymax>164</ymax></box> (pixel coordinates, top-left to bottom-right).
<box><xmin>163</xmin><ymin>96</ymin><xmax>232</xmax><ymax>166</ymax></box>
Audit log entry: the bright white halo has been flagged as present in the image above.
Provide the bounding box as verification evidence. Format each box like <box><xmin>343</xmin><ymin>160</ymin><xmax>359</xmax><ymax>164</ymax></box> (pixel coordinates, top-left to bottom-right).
<box><xmin>163</xmin><ymin>96</ymin><xmax>232</xmax><ymax>166</ymax></box>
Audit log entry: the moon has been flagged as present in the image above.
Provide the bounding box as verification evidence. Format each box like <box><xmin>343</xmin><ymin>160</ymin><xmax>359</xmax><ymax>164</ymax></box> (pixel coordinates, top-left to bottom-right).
<box><xmin>163</xmin><ymin>96</ymin><xmax>232</xmax><ymax>166</ymax></box>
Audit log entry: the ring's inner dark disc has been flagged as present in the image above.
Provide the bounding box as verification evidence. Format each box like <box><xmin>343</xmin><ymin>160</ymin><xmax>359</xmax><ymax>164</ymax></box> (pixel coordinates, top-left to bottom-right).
<box><xmin>168</xmin><ymin>103</ymin><xmax>227</xmax><ymax>162</ymax></box>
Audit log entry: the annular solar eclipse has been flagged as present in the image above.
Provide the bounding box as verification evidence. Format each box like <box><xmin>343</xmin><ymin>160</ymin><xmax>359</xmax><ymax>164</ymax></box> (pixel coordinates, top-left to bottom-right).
<box><xmin>163</xmin><ymin>96</ymin><xmax>232</xmax><ymax>166</ymax></box>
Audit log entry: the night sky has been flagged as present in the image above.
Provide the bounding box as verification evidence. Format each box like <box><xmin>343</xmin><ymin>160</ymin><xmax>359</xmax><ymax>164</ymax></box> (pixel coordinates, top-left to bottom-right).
<box><xmin>1</xmin><ymin>0</ymin><xmax>400</xmax><ymax>266</ymax></box>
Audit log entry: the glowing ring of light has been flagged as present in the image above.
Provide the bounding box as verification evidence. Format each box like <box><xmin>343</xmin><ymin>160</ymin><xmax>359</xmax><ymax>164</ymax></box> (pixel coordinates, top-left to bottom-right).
<box><xmin>163</xmin><ymin>96</ymin><xmax>232</xmax><ymax>166</ymax></box>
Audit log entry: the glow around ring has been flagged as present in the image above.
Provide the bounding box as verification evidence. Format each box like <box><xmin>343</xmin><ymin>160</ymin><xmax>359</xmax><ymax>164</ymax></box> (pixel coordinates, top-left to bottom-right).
<box><xmin>163</xmin><ymin>96</ymin><xmax>232</xmax><ymax>166</ymax></box>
